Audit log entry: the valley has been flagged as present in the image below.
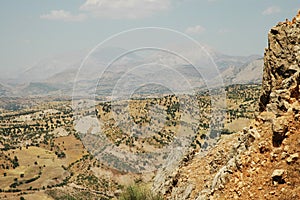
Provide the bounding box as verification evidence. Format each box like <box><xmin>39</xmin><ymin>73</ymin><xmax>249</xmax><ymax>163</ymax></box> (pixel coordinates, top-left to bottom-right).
<box><xmin>0</xmin><ymin>84</ymin><xmax>260</xmax><ymax>199</ymax></box>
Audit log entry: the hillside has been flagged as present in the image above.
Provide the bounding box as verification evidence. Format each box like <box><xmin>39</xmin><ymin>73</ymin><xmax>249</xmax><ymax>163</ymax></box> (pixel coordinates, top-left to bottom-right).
<box><xmin>154</xmin><ymin>10</ymin><xmax>300</xmax><ymax>200</ymax></box>
<box><xmin>0</xmin><ymin>84</ymin><xmax>11</xmax><ymax>97</ymax></box>
<box><xmin>0</xmin><ymin>83</ymin><xmax>261</xmax><ymax>199</ymax></box>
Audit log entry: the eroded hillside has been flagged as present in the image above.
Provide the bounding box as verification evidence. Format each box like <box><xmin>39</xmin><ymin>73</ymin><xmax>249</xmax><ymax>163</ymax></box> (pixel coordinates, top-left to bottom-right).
<box><xmin>154</xmin><ymin>10</ymin><xmax>300</xmax><ymax>200</ymax></box>
<box><xmin>0</xmin><ymin>84</ymin><xmax>260</xmax><ymax>199</ymax></box>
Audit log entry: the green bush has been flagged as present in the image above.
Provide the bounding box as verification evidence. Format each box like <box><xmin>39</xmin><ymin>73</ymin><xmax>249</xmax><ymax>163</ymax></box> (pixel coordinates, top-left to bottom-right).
<box><xmin>119</xmin><ymin>184</ymin><xmax>164</xmax><ymax>200</ymax></box>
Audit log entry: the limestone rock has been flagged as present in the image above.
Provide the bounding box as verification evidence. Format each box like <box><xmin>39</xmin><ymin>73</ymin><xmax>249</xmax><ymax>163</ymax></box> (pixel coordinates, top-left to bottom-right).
<box><xmin>272</xmin><ymin>169</ymin><xmax>285</xmax><ymax>177</ymax></box>
<box><xmin>260</xmin><ymin>14</ymin><xmax>300</xmax><ymax>114</ymax></box>
<box><xmin>286</xmin><ymin>153</ymin><xmax>299</xmax><ymax>163</ymax></box>
<box><xmin>272</xmin><ymin>169</ymin><xmax>286</xmax><ymax>184</ymax></box>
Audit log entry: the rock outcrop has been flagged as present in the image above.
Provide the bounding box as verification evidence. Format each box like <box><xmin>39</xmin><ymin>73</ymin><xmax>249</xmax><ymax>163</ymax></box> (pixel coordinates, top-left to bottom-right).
<box><xmin>211</xmin><ymin>10</ymin><xmax>300</xmax><ymax>199</ymax></box>
<box><xmin>154</xmin><ymin>10</ymin><xmax>300</xmax><ymax>199</ymax></box>
<box><xmin>260</xmin><ymin>12</ymin><xmax>300</xmax><ymax>115</ymax></box>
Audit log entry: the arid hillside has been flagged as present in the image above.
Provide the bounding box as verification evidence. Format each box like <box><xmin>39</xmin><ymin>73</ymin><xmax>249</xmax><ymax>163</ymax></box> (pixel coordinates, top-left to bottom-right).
<box><xmin>153</xmin><ymin>10</ymin><xmax>300</xmax><ymax>200</ymax></box>
<box><xmin>0</xmin><ymin>84</ymin><xmax>260</xmax><ymax>199</ymax></box>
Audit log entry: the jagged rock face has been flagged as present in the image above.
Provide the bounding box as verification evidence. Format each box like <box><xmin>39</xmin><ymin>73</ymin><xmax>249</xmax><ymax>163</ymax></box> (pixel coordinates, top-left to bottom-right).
<box><xmin>260</xmin><ymin>17</ymin><xmax>300</xmax><ymax>113</ymax></box>
<box><xmin>259</xmin><ymin>14</ymin><xmax>300</xmax><ymax>147</ymax></box>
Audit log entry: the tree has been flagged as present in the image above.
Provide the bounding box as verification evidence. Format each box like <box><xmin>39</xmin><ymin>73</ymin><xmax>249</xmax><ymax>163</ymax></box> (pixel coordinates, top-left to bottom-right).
<box><xmin>12</xmin><ymin>156</ymin><xmax>19</xmax><ymax>168</ymax></box>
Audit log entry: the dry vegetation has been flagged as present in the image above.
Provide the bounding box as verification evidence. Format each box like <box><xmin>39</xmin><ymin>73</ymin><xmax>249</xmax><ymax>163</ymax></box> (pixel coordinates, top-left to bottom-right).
<box><xmin>0</xmin><ymin>84</ymin><xmax>261</xmax><ymax>199</ymax></box>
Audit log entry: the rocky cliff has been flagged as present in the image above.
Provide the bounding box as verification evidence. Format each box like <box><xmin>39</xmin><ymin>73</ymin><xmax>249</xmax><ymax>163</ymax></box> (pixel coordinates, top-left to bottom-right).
<box><xmin>153</xmin><ymin>10</ymin><xmax>300</xmax><ymax>200</ymax></box>
<box><xmin>260</xmin><ymin>11</ymin><xmax>300</xmax><ymax>115</ymax></box>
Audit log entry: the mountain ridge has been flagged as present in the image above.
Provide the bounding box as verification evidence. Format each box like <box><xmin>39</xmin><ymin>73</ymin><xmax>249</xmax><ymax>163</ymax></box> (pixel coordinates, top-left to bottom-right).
<box><xmin>2</xmin><ymin>48</ymin><xmax>263</xmax><ymax>97</ymax></box>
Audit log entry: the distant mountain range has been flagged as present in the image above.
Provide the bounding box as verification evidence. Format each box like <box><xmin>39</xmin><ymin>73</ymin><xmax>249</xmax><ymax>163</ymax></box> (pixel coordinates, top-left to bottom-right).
<box><xmin>0</xmin><ymin>83</ymin><xmax>11</xmax><ymax>96</ymax></box>
<box><xmin>0</xmin><ymin>47</ymin><xmax>263</xmax><ymax>97</ymax></box>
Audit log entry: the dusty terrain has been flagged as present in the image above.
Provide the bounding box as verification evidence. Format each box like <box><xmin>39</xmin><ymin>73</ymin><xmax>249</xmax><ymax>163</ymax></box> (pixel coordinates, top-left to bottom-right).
<box><xmin>0</xmin><ymin>84</ymin><xmax>260</xmax><ymax>199</ymax></box>
<box><xmin>153</xmin><ymin>11</ymin><xmax>300</xmax><ymax>200</ymax></box>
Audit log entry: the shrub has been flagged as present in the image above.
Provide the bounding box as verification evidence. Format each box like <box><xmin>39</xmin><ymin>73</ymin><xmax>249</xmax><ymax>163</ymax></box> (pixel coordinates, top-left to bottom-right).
<box><xmin>119</xmin><ymin>184</ymin><xmax>164</xmax><ymax>200</ymax></box>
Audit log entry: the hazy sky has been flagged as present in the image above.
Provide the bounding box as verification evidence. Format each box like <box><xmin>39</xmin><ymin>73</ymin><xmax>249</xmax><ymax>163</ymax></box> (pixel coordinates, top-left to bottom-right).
<box><xmin>0</xmin><ymin>0</ymin><xmax>299</xmax><ymax>76</ymax></box>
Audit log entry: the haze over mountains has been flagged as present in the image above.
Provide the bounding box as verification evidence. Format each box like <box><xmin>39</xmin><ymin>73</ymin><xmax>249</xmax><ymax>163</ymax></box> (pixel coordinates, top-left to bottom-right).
<box><xmin>0</xmin><ymin>46</ymin><xmax>263</xmax><ymax>97</ymax></box>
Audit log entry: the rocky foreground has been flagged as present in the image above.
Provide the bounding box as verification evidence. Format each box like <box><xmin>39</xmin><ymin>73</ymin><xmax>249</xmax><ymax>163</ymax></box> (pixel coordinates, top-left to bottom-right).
<box><xmin>153</xmin><ymin>10</ymin><xmax>300</xmax><ymax>200</ymax></box>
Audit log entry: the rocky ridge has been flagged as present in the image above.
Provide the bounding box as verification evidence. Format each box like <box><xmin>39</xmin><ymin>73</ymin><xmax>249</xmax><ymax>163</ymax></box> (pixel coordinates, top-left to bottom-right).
<box><xmin>153</xmin><ymin>10</ymin><xmax>300</xmax><ymax>200</ymax></box>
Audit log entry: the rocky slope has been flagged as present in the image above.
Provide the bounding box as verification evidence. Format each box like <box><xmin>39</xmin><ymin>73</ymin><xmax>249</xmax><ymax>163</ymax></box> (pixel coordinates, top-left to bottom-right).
<box><xmin>153</xmin><ymin>10</ymin><xmax>300</xmax><ymax>200</ymax></box>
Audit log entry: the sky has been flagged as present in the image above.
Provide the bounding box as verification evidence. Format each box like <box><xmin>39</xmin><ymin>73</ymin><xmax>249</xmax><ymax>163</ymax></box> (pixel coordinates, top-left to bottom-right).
<box><xmin>0</xmin><ymin>0</ymin><xmax>299</xmax><ymax>78</ymax></box>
